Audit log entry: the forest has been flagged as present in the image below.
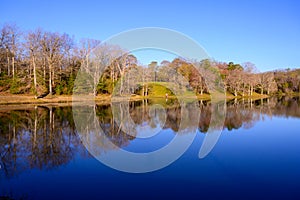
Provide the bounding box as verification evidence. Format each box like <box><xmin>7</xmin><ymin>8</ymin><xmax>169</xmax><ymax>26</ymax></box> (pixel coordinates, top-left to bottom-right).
<box><xmin>1</xmin><ymin>23</ymin><xmax>300</xmax><ymax>99</ymax></box>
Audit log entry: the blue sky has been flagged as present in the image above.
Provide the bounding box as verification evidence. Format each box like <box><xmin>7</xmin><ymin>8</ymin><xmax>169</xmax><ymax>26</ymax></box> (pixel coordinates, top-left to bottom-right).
<box><xmin>1</xmin><ymin>0</ymin><xmax>299</xmax><ymax>71</ymax></box>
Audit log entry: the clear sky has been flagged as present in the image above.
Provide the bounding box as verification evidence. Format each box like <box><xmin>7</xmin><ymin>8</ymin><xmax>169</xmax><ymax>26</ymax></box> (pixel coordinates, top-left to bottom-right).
<box><xmin>1</xmin><ymin>0</ymin><xmax>299</xmax><ymax>71</ymax></box>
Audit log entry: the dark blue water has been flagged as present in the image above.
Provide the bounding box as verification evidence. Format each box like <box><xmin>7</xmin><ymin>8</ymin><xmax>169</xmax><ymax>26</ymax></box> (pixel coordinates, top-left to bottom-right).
<box><xmin>1</xmin><ymin>98</ymin><xmax>300</xmax><ymax>199</ymax></box>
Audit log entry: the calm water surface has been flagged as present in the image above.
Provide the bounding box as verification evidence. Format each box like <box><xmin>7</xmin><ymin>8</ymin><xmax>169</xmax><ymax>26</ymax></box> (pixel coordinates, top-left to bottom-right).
<box><xmin>0</xmin><ymin>97</ymin><xmax>300</xmax><ymax>199</ymax></box>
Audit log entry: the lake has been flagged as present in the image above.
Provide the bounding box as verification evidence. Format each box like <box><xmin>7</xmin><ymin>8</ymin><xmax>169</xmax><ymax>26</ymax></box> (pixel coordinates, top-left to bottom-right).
<box><xmin>1</xmin><ymin>97</ymin><xmax>300</xmax><ymax>199</ymax></box>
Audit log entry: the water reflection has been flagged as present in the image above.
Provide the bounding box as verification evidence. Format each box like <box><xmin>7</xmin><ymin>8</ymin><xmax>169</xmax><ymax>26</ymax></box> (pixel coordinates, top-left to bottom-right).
<box><xmin>0</xmin><ymin>97</ymin><xmax>300</xmax><ymax>177</ymax></box>
<box><xmin>223</xmin><ymin>97</ymin><xmax>300</xmax><ymax>131</ymax></box>
<box><xmin>0</xmin><ymin>106</ymin><xmax>85</xmax><ymax>179</ymax></box>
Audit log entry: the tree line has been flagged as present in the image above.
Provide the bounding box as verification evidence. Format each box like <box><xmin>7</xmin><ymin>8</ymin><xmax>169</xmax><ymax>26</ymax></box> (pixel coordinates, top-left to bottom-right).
<box><xmin>1</xmin><ymin>23</ymin><xmax>299</xmax><ymax>98</ymax></box>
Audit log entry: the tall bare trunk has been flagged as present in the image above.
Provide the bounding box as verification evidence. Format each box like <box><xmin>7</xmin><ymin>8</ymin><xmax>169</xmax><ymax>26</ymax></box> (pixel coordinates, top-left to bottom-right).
<box><xmin>7</xmin><ymin>49</ymin><xmax>10</xmax><ymax>76</ymax></box>
<box><xmin>145</xmin><ymin>84</ymin><xmax>148</xmax><ymax>97</ymax></box>
<box><xmin>49</xmin><ymin>64</ymin><xmax>52</xmax><ymax>95</ymax></box>
<box><xmin>52</xmin><ymin>68</ymin><xmax>55</xmax><ymax>86</ymax></box>
<box><xmin>119</xmin><ymin>72</ymin><xmax>124</xmax><ymax>96</ymax></box>
<box><xmin>29</xmin><ymin>60</ymin><xmax>32</xmax><ymax>78</ymax></box>
<box><xmin>33</xmin><ymin>55</ymin><xmax>37</xmax><ymax>97</ymax></box>
<box><xmin>12</xmin><ymin>34</ymin><xmax>16</xmax><ymax>79</ymax></box>
<box><xmin>43</xmin><ymin>58</ymin><xmax>46</xmax><ymax>84</ymax></box>
<box><xmin>93</xmin><ymin>74</ymin><xmax>97</xmax><ymax>96</ymax></box>
<box><xmin>111</xmin><ymin>66</ymin><xmax>115</xmax><ymax>90</ymax></box>
<box><xmin>12</xmin><ymin>56</ymin><xmax>15</xmax><ymax>79</ymax></box>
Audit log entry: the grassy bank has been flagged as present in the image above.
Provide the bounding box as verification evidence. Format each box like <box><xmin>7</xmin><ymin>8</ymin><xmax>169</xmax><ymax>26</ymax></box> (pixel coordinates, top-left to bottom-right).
<box><xmin>1</xmin><ymin>81</ymin><xmax>288</xmax><ymax>105</ymax></box>
<box><xmin>0</xmin><ymin>93</ymin><xmax>112</xmax><ymax>105</ymax></box>
<box><xmin>0</xmin><ymin>93</ymin><xmax>273</xmax><ymax>105</ymax></box>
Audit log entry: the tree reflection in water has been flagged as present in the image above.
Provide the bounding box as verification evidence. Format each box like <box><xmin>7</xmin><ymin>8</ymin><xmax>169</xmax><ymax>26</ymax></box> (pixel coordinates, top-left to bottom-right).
<box><xmin>0</xmin><ymin>96</ymin><xmax>300</xmax><ymax>178</ymax></box>
<box><xmin>0</xmin><ymin>106</ymin><xmax>85</xmax><ymax>178</ymax></box>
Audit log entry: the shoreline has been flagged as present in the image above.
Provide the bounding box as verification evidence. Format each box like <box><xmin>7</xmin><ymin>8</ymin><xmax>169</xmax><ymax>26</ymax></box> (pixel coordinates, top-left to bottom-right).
<box><xmin>0</xmin><ymin>93</ymin><xmax>286</xmax><ymax>105</ymax></box>
<box><xmin>0</xmin><ymin>94</ymin><xmax>298</xmax><ymax>111</ymax></box>
<box><xmin>0</xmin><ymin>94</ymin><xmax>111</xmax><ymax>105</ymax></box>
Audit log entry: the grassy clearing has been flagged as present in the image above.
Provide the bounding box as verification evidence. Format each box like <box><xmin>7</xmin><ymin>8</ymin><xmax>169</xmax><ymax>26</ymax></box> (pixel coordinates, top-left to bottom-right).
<box><xmin>147</xmin><ymin>82</ymin><xmax>174</xmax><ymax>97</ymax></box>
<box><xmin>142</xmin><ymin>82</ymin><xmax>200</xmax><ymax>99</ymax></box>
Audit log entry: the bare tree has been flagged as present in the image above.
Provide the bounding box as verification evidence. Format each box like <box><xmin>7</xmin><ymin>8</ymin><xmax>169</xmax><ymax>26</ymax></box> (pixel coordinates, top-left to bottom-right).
<box><xmin>242</xmin><ymin>62</ymin><xmax>258</xmax><ymax>96</ymax></box>
<box><xmin>0</xmin><ymin>25</ymin><xmax>11</xmax><ymax>76</ymax></box>
<box><xmin>40</xmin><ymin>32</ymin><xmax>67</xmax><ymax>95</ymax></box>
<box><xmin>123</xmin><ymin>54</ymin><xmax>138</xmax><ymax>94</ymax></box>
<box><xmin>110</xmin><ymin>46</ymin><xmax>128</xmax><ymax>95</ymax></box>
<box><xmin>157</xmin><ymin>60</ymin><xmax>171</xmax><ymax>82</ymax></box>
<box><xmin>25</xmin><ymin>29</ymin><xmax>42</xmax><ymax>97</ymax></box>
<box><xmin>227</xmin><ymin>68</ymin><xmax>243</xmax><ymax>96</ymax></box>
<box><xmin>261</xmin><ymin>72</ymin><xmax>277</xmax><ymax>95</ymax></box>
<box><xmin>10</xmin><ymin>25</ymin><xmax>20</xmax><ymax>79</ymax></box>
<box><xmin>0</xmin><ymin>24</ymin><xmax>20</xmax><ymax>78</ymax></box>
<box><xmin>83</xmin><ymin>43</ymin><xmax>129</xmax><ymax>96</ymax></box>
<box><xmin>78</xmin><ymin>38</ymin><xmax>100</xmax><ymax>72</ymax></box>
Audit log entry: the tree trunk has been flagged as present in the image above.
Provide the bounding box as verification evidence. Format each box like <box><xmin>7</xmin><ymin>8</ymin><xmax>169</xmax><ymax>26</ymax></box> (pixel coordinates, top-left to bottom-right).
<box><xmin>112</xmin><ymin>66</ymin><xmax>115</xmax><ymax>90</ymax></box>
<box><xmin>261</xmin><ymin>87</ymin><xmax>263</xmax><ymax>95</ymax></box>
<box><xmin>12</xmin><ymin>56</ymin><xmax>15</xmax><ymax>79</ymax></box>
<box><xmin>7</xmin><ymin>49</ymin><xmax>10</xmax><ymax>76</ymax></box>
<box><xmin>43</xmin><ymin>58</ymin><xmax>46</xmax><ymax>84</ymax></box>
<box><xmin>49</xmin><ymin>64</ymin><xmax>52</xmax><ymax>95</ymax></box>
<box><xmin>59</xmin><ymin>64</ymin><xmax>62</xmax><ymax>82</ymax></box>
<box><xmin>12</xmin><ymin>34</ymin><xmax>16</xmax><ymax>79</ymax></box>
<box><xmin>119</xmin><ymin>72</ymin><xmax>124</xmax><ymax>96</ymax></box>
<box><xmin>145</xmin><ymin>84</ymin><xmax>148</xmax><ymax>97</ymax></box>
<box><xmin>200</xmin><ymin>100</ymin><xmax>203</xmax><ymax>106</ymax></box>
<box><xmin>111</xmin><ymin>67</ymin><xmax>114</xmax><ymax>87</ymax></box>
<box><xmin>52</xmin><ymin>68</ymin><xmax>55</xmax><ymax>87</ymax></box>
<box><xmin>33</xmin><ymin>55</ymin><xmax>37</xmax><ymax>98</ymax></box>
<box><xmin>29</xmin><ymin>60</ymin><xmax>32</xmax><ymax>78</ymax></box>
<box><xmin>93</xmin><ymin>75</ymin><xmax>97</xmax><ymax>96</ymax></box>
